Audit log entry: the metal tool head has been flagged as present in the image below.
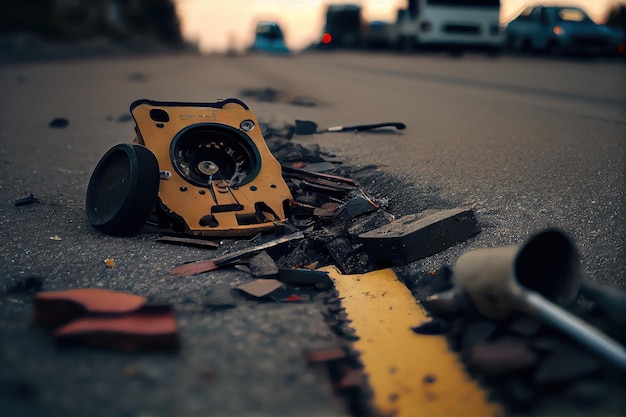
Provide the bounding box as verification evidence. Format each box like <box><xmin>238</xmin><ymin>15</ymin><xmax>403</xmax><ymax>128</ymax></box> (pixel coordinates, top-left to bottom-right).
<box><xmin>514</xmin><ymin>227</ymin><xmax>582</xmax><ymax>306</ymax></box>
<box><xmin>452</xmin><ymin>246</ymin><xmax>521</xmax><ymax>319</ymax></box>
<box><xmin>452</xmin><ymin>228</ymin><xmax>583</xmax><ymax>319</ymax></box>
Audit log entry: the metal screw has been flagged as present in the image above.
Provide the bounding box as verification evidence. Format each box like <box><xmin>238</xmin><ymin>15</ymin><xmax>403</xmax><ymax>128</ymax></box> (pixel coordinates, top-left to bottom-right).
<box><xmin>240</xmin><ymin>119</ymin><xmax>255</xmax><ymax>132</ymax></box>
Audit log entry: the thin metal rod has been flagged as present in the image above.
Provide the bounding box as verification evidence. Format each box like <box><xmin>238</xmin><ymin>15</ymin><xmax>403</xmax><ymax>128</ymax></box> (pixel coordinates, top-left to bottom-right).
<box><xmin>520</xmin><ymin>290</ymin><xmax>626</xmax><ymax>370</ymax></box>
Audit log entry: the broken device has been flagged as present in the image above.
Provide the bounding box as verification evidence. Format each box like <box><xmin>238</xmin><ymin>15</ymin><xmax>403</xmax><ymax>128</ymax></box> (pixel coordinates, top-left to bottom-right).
<box><xmin>86</xmin><ymin>98</ymin><xmax>293</xmax><ymax>237</ymax></box>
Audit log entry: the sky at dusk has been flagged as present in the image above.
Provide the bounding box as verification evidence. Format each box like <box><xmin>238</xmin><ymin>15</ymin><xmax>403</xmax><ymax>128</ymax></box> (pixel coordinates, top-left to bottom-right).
<box><xmin>174</xmin><ymin>0</ymin><xmax>625</xmax><ymax>53</ymax></box>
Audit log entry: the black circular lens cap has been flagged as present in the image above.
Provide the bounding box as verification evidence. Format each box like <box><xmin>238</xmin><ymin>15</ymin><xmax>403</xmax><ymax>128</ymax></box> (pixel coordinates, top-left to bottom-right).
<box><xmin>86</xmin><ymin>143</ymin><xmax>159</xmax><ymax>236</ymax></box>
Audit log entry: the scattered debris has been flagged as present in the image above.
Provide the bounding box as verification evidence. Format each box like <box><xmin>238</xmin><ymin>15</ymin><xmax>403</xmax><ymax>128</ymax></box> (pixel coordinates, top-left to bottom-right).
<box><xmin>297</xmin><ymin>161</ymin><xmax>339</xmax><ymax>173</ymax></box>
<box><xmin>14</xmin><ymin>193</ymin><xmax>40</xmax><ymax>206</ymax></box>
<box><xmin>533</xmin><ymin>348</ymin><xmax>601</xmax><ymax>386</ymax></box>
<box><xmin>49</xmin><ymin>235</ymin><xmax>62</xmax><ymax>241</ymax></box>
<box><xmin>305</xmin><ymin>346</ymin><xmax>347</xmax><ymax>363</ymax></box>
<box><xmin>306</xmin><ymin>337</ymin><xmax>372</xmax><ymax>417</ymax></box>
<box><xmin>313</xmin><ymin>202</ymin><xmax>342</xmax><ymax>222</ymax></box>
<box><xmin>171</xmin><ymin>232</ymin><xmax>305</xmax><ymax>277</ymax></box>
<box><xmin>451</xmin><ymin>228</ymin><xmax>626</xmax><ymax>369</ymax></box>
<box><xmin>240</xmin><ymin>88</ymin><xmax>321</xmax><ymax>107</ymax></box>
<box><xmin>0</xmin><ymin>379</ymin><xmax>39</xmax><ymax>402</ymax></box>
<box><xmin>418</xmin><ymin>287</ymin><xmax>474</xmax><ymax>318</ymax></box>
<box><xmin>204</xmin><ymin>283</ymin><xmax>236</xmax><ymax>310</ymax></box>
<box><xmin>281</xmin><ymin>165</ymin><xmax>360</xmax><ymax>188</ymax></box>
<box><xmin>289</xmin><ymin>96</ymin><xmax>318</xmax><ymax>107</ymax></box>
<box><xmin>4</xmin><ymin>276</ymin><xmax>44</xmax><ymax>294</ymax></box>
<box><xmin>248</xmin><ymin>251</ymin><xmax>279</xmax><ymax>278</ymax></box>
<box><xmin>278</xmin><ymin>268</ymin><xmax>333</xmax><ymax>290</ymax></box>
<box><xmin>410</xmin><ymin>319</ymin><xmax>448</xmax><ymax>335</ymax></box>
<box><xmin>415</xmin><ymin>264</ymin><xmax>626</xmax><ymax>415</ymax></box>
<box><xmin>157</xmin><ymin>235</ymin><xmax>219</xmax><ymax>249</ymax></box>
<box><xmin>334</xmin><ymin>193</ymin><xmax>378</xmax><ymax>223</ymax></box>
<box><xmin>240</xmin><ymin>87</ymin><xmax>282</xmax><ymax>102</ymax></box>
<box><xmin>73</xmin><ymin>106</ymin><xmax>625</xmax><ymax>413</ymax></box>
<box><xmin>580</xmin><ymin>280</ymin><xmax>626</xmax><ymax>326</ymax></box>
<box><xmin>326</xmin><ymin>237</ymin><xmax>377</xmax><ymax>275</ymax></box>
<box><xmin>33</xmin><ymin>289</ymin><xmax>177</xmax><ymax>352</ymax></box>
<box><xmin>128</xmin><ymin>72</ymin><xmax>147</xmax><ymax>82</ymax></box>
<box><xmin>260</xmin><ymin>121</ymin><xmax>295</xmax><ymax>140</ymax></box>
<box><xmin>34</xmin><ymin>288</ymin><xmax>147</xmax><ymax>327</ymax></box>
<box><xmin>54</xmin><ymin>305</ymin><xmax>179</xmax><ymax>352</ymax></box>
<box><xmin>48</xmin><ymin>118</ymin><xmax>69</xmax><ymax>128</ymax></box>
<box><xmin>468</xmin><ymin>338</ymin><xmax>538</xmax><ymax>375</ymax></box>
<box><xmin>236</xmin><ymin>279</ymin><xmax>284</xmax><ymax>299</ymax></box>
<box><xmin>235</xmin><ymin>277</ymin><xmax>322</xmax><ymax>303</ymax></box>
<box><xmin>358</xmin><ymin>208</ymin><xmax>481</xmax><ymax>266</ymax></box>
<box><xmin>294</xmin><ymin>120</ymin><xmax>406</xmax><ymax>135</ymax></box>
<box><xmin>104</xmin><ymin>258</ymin><xmax>115</xmax><ymax>268</ymax></box>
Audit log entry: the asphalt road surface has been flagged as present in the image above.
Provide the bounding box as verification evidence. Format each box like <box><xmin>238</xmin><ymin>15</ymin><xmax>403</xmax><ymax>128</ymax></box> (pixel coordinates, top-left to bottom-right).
<box><xmin>0</xmin><ymin>50</ymin><xmax>624</xmax><ymax>417</ymax></box>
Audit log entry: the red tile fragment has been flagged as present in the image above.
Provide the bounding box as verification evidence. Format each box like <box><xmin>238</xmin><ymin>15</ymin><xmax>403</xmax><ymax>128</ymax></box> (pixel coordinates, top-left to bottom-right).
<box><xmin>306</xmin><ymin>347</ymin><xmax>347</xmax><ymax>363</ymax></box>
<box><xmin>34</xmin><ymin>288</ymin><xmax>147</xmax><ymax>327</ymax></box>
<box><xmin>54</xmin><ymin>306</ymin><xmax>178</xmax><ymax>352</ymax></box>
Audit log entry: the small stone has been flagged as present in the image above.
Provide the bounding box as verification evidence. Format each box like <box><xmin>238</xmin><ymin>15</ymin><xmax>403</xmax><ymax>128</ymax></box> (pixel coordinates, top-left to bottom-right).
<box><xmin>530</xmin><ymin>333</ymin><xmax>568</xmax><ymax>352</ymax></box>
<box><xmin>468</xmin><ymin>338</ymin><xmax>537</xmax><ymax>375</ymax></box>
<box><xmin>248</xmin><ymin>251</ymin><xmax>279</xmax><ymax>278</ymax></box>
<box><xmin>14</xmin><ymin>193</ymin><xmax>40</xmax><ymax>206</ymax></box>
<box><xmin>0</xmin><ymin>379</ymin><xmax>39</xmax><ymax>402</ymax></box>
<box><xmin>411</xmin><ymin>319</ymin><xmax>448</xmax><ymax>335</ymax></box>
<box><xmin>205</xmin><ymin>283</ymin><xmax>236</xmax><ymax>310</ymax></box>
<box><xmin>48</xmin><ymin>118</ymin><xmax>69</xmax><ymax>128</ymax></box>
<box><xmin>335</xmin><ymin>194</ymin><xmax>378</xmax><ymax>222</ymax></box>
<box><xmin>5</xmin><ymin>276</ymin><xmax>44</xmax><ymax>294</ymax></box>
<box><xmin>500</xmin><ymin>380</ymin><xmax>536</xmax><ymax>412</ymax></box>
<box><xmin>305</xmin><ymin>347</ymin><xmax>346</xmax><ymax>363</ymax></box>
<box><xmin>565</xmin><ymin>380</ymin><xmax>605</xmax><ymax>405</ymax></box>
<box><xmin>462</xmin><ymin>319</ymin><xmax>498</xmax><ymax>348</ymax></box>
<box><xmin>534</xmin><ymin>348</ymin><xmax>600</xmax><ymax>386</ymax></box>
<box><xmin>509</xmin><ymin>315</ymin><xmax>542</xmax><ymax>337</ymax></box>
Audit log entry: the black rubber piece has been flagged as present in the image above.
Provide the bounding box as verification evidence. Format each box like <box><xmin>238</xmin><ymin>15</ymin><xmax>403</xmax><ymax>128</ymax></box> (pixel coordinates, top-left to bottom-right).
<box><xmin>86</xmin><ymin>143</ymin><xmax>159</xmax><ymax>236</ymax></box>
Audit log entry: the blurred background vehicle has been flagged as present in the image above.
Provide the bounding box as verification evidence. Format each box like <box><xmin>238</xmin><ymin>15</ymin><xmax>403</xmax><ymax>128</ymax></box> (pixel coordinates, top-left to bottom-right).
<box><xmin>393</xmin><ymin>0</ymin><xmax>503</xmax><ymax>53</ymax></box>
<box><xmin>317</xmin><ymin>3</ymin><xmax>364</xmax><ymax>49</ymax></box>
<box><xmin>362</xmin><ymin>20</ymin><xmax>393</xmax><ymax>49</ymax></box>
<box><xmin>504</xmin><ymin>5</ymin><xmax>621</xmax><ymax>57</ymax></box>
<box><xmin>604</xmin><ymin>3</ymin><xmax>626</xmax><ymax>57</ymax></box>
<box><xmin>250</xmin><ymin>21</ymin><xmax>290</xmax><ymax>54</ymax></box>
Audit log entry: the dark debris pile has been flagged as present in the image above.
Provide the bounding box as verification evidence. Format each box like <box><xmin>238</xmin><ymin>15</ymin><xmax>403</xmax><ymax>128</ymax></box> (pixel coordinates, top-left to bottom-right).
<box><xmin>404</xmin><ymin>268</ymin><xmax>626</xmax><ymax>417</ymax></box>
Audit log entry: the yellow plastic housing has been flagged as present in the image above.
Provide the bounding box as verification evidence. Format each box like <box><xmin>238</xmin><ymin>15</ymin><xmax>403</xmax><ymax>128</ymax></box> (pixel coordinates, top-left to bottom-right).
<box><xmin>131</xmin><ymin>99</ymin><xmax>293</xmax><ymax>237</ymax></box>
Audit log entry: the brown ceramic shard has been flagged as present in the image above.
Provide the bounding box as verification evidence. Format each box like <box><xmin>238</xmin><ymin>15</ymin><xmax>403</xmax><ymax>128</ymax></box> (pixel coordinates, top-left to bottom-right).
<box><xmin>34</xmin><ymin>288</ymin><xmax>147</xmax><ymax>327</ymax></box>
<box><xmin>236</xmin><ymin>279</ymin><xmax>284</xmax><ymax>298</ymax></box>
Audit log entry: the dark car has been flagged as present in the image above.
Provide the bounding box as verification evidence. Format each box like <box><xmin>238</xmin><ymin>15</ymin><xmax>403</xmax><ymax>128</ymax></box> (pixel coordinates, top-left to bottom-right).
<box><xmin>605</xmin><ymin>4</ymin><xmax>626</xmax><ymax>57</ymax></box>
<box><xmin>362</xmin><ymin>20</ymin><xmax>393</xmax><ymax>49</ymax></box>
<box><xmin>317</xmin><ymin>4</ymin><xmax>364</xmax><ymax>49</ymax></box>
<box><xmin>504</xmin><ymin>6</ymin><xmax>621</xmax><ymax>56</ymax></box>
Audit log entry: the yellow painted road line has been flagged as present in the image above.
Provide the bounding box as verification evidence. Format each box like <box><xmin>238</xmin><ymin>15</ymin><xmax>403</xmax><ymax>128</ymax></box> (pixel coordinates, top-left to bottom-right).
<box><xmin>322</xmin><ymin>266</ymin><xmax>504</xmax><ymax>417</ymax></box>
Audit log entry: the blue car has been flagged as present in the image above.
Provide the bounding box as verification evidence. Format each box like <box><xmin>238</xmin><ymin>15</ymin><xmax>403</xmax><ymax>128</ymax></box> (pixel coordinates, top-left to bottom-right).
<box><xmin>251</xmin><ymin>21</ymin><xmax>290</xmax><ymax>54</ymax></box>
<box><xmin>505</xmin><ymin>6</ymin><xmax>621</xmax><ymax>56</ymax></box>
